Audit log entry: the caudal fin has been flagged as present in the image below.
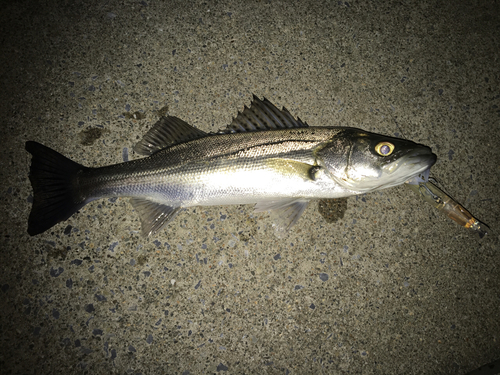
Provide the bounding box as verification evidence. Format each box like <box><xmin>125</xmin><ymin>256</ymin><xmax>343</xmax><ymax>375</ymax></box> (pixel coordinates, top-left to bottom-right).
<box><xmin>26</xmin><ymin>141</ymin><xmax>88</xmax><ymax>236</ymax></box>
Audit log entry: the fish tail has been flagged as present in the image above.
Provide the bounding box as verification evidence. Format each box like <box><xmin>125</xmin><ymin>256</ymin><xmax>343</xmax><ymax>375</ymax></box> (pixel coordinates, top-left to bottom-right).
<box><xmin>25</xmin><ymin>141</ymin><xmax>88</xmax><ymax>236</ymax></box>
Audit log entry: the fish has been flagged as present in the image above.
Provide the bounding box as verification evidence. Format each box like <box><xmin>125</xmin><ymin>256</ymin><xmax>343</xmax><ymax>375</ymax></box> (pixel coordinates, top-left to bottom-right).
<box><xmin>25</xmin><ymin>95</ymin><xmax>437</xmax><ymax>237</ymax></box>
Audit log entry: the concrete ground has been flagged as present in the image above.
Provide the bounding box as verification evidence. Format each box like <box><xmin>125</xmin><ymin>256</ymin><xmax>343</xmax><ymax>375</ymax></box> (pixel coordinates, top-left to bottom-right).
<box><xmin>1</xmin><ymin>0</ymin><xmax>499</xmax><ymax>373</ymax></box>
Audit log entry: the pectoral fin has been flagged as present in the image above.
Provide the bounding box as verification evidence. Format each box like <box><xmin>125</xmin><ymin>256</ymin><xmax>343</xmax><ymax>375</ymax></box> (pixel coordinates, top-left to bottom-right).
<box><xmin>265</xmin><ymin>159</ymin><xmax>321</xmax><ymax>181</ymax></box>
<box><xmin>130</xmin><ymin>198</ymin><xmax>182</xmax><ymax>237</ymax></box>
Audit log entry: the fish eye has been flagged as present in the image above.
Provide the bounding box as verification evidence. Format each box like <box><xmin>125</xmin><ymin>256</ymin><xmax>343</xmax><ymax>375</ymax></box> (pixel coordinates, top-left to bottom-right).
<box><xmin>375</xmin><ymin>142</ymin><xmax>394</xmax><ymax>156</ymax></box>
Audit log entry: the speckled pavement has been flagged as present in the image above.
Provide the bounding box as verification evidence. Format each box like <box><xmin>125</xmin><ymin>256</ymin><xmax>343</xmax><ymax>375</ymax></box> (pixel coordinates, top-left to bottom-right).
<box><xmin>1</xmin><ymin>0</ymin><xmax>499</xmax><ymax>374</ymax></box>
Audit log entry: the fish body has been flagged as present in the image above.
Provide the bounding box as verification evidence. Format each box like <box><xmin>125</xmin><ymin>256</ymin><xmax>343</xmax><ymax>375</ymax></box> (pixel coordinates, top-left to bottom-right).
<box><xmin>26</xmin><ymin>96</ymin><xmax>436</xmax><ymax>236</ymax></box>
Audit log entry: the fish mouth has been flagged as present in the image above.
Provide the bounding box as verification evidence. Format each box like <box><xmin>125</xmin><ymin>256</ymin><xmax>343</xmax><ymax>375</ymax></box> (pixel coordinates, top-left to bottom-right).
<box><xmin>381</xmin><ymin>148</ymin><xmax>437</xmax><ymax>189</ymax></box>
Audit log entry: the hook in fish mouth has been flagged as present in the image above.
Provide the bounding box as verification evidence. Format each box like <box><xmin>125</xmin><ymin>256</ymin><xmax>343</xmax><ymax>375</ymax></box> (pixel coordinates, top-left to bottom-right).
<box><xmin>380</xmin><ymin>150</ymin><xmax>437</xmax><ymax>188</ymax></box>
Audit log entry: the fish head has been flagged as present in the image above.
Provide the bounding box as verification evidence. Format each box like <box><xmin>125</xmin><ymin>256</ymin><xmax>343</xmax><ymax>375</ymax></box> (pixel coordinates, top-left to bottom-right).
<box><xmin>317</xmin><ymin>129</ymin><xmax>437</xmax><ymax>193</ymax></box>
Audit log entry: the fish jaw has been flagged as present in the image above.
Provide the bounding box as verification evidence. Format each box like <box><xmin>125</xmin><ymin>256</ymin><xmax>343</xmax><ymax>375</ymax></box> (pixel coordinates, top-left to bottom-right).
<box><xmin>376</xmin><ymin>148</ymin><xmax>437</xmax><ymax>189</ymax></box>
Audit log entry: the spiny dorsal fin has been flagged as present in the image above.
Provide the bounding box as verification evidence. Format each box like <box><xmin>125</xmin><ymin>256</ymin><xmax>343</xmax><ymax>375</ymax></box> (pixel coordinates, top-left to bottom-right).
<box><xmin>129</xmin><ymin>197</ymin><xmax>182</xmax><ymax>236</ymax></box>
<box><xmin>134</xmin><ymin>116</ymin><xmax>207</xmax><ymax>156</ymax></box>
<box><xmin>219</xmin><ymin>95</ymin><xmax>309</xmax><ymax>134</ymax></box>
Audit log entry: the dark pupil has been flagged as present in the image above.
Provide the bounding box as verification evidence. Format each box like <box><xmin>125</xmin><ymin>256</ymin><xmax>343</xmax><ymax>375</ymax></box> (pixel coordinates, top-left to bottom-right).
<box><xmin>380</xmin><ymin>145</ymin><xmax>390</xmax><ymax>155</ymax></box>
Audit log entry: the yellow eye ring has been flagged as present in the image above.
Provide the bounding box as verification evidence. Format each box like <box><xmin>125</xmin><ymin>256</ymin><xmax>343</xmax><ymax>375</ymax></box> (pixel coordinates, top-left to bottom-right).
<box><xmin>375</xmin><ymin>142</ymin><xmax>395</xmax><ymax>156</ymax></box>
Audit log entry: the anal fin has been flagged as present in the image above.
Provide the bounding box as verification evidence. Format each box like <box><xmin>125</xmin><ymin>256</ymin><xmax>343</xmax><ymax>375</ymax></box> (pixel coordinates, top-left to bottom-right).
<box><xmin>130</xmin><ymin>198</ymin><xmax>181</xmax><ymax>237</ymax></box>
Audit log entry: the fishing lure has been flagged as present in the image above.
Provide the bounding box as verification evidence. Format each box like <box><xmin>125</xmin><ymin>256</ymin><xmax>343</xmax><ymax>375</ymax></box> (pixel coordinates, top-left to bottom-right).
<box><xmin>406</xmin><ymin>180</ymin><xmax>489</xmax><ymax>238</ymax></box>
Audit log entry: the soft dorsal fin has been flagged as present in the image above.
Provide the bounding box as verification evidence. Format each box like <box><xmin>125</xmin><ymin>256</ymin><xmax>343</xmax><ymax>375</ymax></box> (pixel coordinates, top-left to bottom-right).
<box><xmin>134</xmin><ymin>116</ymin><xmax>207</xmax><ymax>156</ymax></box>
<box><xmin>219</xmin><ymin>95</ymin><xmax>309</xmax><ymax>134</ymax></box>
